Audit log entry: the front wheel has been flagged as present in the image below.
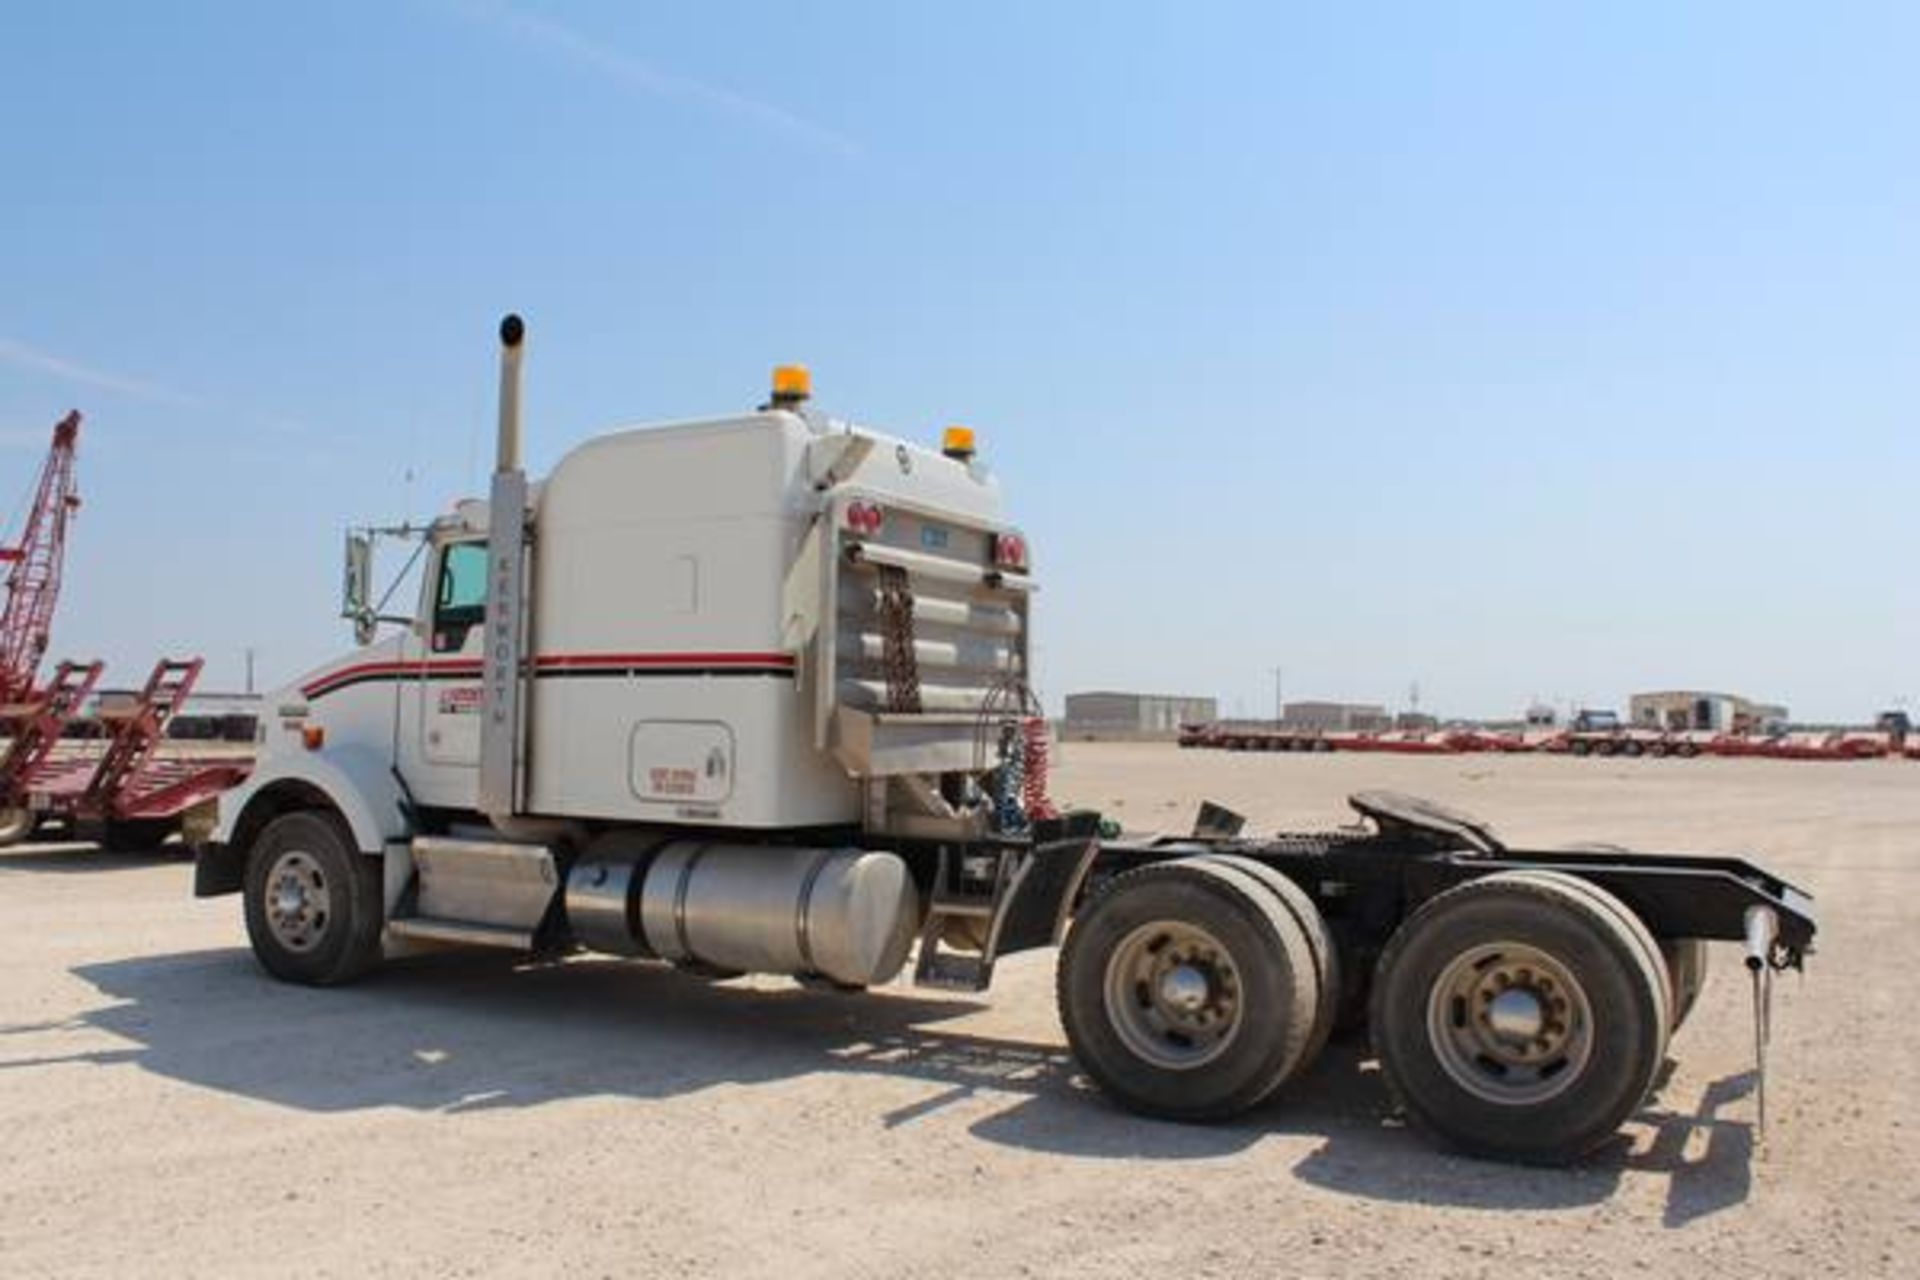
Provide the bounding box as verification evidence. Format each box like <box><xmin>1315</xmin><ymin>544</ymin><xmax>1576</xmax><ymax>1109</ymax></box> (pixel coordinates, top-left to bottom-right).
<box><xmin>1370</xmin><ymin>870</ymin><xmax>1670</xmax><ymax>1164</ymax></box>
<box><xmin>243</xmin><ymin>810</ymin><xmax>385</xmax><ymax>985</ymax></box>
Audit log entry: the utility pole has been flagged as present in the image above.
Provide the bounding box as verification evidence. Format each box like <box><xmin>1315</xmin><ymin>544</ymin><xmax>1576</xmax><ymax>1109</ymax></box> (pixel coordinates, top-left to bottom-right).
<box><xmin>1272</xmin><ymin>666</ymin><xmax>1284</xmax><ymax>727</ymax></box>
<box><xmin>245</xmin><ymin>647</ymin><xmax>256</xmax><ymax>695</ymax></box>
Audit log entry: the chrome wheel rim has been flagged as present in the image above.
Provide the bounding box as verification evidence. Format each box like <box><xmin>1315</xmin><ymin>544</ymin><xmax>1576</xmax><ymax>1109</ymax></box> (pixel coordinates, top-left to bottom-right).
<box><xmin>1102</xmin><ymin>920</ymin><xmax>1244</xmax><ymax>1070</ymax></box>
<box><xmin>265</xmin><ymin>850</ymin><xmax>330</xmax><ymax>953</ymax></box>
<box><xmin>1426</xmin><ymin>940</ymin><xmax>1593</xmax><ymax>1105</ymax></box>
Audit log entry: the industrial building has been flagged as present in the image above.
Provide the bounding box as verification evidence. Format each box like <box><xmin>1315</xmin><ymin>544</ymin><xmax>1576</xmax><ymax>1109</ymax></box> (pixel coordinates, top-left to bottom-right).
<box><xmin>79</xmin><ymin>688</ymin><xmax>261</xmax><ymax>742</ymax></box>
<box><xmin>1063</xmin><ymin>691</ymin><xmax>1218</xmax><ymax>740</ymax></box>
<box><xmin>1629</xmin><ymin>690</ymin><xmax>1788</xmax><ymax>734</ymax></box>
<box><xmin>1283</xmin><ymin>701</ymin><xmax>1391</xmax><ymax>732</ymax></box>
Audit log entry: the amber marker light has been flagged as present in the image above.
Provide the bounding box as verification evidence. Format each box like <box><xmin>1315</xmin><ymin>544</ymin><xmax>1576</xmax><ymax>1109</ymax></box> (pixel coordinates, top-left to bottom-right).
<box><xmin>771</xmin><ymin>364</ymin><xmax>812</xmax><ymax>405</ymax></box>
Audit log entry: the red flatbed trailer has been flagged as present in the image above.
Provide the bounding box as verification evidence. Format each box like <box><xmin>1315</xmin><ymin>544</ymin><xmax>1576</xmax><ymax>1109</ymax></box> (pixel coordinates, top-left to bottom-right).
<box><xmin>0</xmin><ymin>657</ymin><xmax>251</xmax><ymax>849</ymax></box>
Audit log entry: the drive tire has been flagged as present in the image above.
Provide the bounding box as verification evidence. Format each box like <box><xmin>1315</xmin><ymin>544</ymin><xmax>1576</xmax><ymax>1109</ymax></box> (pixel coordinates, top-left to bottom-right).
<box><xmin>1059</xmin><ymin>860</ymin><xmax>1319</xmax><ymax>1121</ymax></box>
<box><xmin>1660</xmin><ymin>938</ymin><xmax>1710</xmax><ymax>1032</ymax></box>
<box><xmin>1193</xmin><ymin>854</ymin><xmax>1342</xmax><ymax>1078</ymax></box>
<box><xmin>1370</xmin><ymin>871</ymin><xmax>1670</xmax><ymax>1164</ymax></box>
<box><xmin>1521</xmin><ymin>864</ymin><xmax>1675</xmax><ymax>1039</ymax></box>
<box><xmin>243</xmin><ymin>810</ymin><xmax>384</xmax><ymax>986</ymax></box>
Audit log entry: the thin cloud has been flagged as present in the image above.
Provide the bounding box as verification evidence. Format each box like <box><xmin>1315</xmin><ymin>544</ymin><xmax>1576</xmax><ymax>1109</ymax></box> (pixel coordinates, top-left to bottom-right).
<box><xmin>0</xmin><ymin>336</ymin><xmax>310</xmax><ymax>439</ymax></box>
<box><xmin>0</xmin><ymin>336</ymin><xmax>203</xmax><ymax>408</ymax></box>
<box><xmin>451</xmin><ymin>0</ymin><xmax>860</xmax><ymax>159</ymax></box>
<box><xmin>0</xmin><ymin>426</ymin><xmax>64</xmax><ymax>449</ymax></box>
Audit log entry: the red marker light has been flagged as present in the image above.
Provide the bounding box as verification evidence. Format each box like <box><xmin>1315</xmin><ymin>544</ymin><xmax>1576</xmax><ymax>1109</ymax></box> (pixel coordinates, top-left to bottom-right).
<box><xmin>845</xmin><ymin>502</ymin><xmax>885</xmax><ymax>536</ymax></box>
<box><xmin>994</xmin><ymin>533</ymin><xmax>1027</xmax><ymax>570</ymax></box>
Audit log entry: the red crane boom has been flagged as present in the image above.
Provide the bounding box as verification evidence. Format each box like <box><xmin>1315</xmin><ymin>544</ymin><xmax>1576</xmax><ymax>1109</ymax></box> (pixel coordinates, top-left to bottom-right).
<box><xmin>0</xmin><ymin>412</ymin><xmax>82</xmax><ymax>706</ymax></box>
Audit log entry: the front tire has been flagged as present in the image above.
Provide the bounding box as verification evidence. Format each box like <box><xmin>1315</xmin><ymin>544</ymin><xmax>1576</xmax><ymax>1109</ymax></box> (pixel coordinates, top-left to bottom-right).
<box><xmin>243</xmin><ymin>810</ymin><xmax>384</xmax><ymax>985</ymax></box>
<box><xmin>1059</xmin><ymin>860</ymin><xmax>1320</xmax><ymax>1120</ymax></box>
<box><xmin>1370</xmin><ymin>870</ymin><xmax>1670</xmax><ymax>1164</ymax></box>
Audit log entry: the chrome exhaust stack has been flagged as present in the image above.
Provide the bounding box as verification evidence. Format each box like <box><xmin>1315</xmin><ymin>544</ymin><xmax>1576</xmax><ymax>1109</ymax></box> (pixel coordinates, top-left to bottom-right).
<box><xmin>479</xmin><ymin>314</ymin><xmax>532</xmax><ymax>820</ymax></box>
<box><xmin>496</xmin><ymin>313</ymin><xmax>525</xmax><ymax>472</ymax></box>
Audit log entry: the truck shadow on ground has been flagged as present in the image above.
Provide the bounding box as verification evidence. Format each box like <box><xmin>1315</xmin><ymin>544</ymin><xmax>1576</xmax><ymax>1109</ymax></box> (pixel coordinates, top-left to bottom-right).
<box><xmin>36</xmin><ymin>946</ymin><xmax>1751</xmax><ymax>1224</ymax></box>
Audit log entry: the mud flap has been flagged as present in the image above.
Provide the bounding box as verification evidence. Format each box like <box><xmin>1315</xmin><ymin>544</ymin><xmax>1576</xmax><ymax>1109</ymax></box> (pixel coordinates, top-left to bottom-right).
<box><xmin>992</xmin><ymin>811</ymin><xmax>1103</xmax><ymax>956</ymax></box>
<box><xmin>193</xmin><ymin>841</ymin><xmax>245</xmax><ymax>897</ymax></box>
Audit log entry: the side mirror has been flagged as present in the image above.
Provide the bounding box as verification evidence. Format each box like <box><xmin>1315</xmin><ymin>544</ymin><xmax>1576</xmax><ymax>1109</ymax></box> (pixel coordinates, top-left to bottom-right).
<box><xmin>342</xmin><ymin>532</ymin><xmax>375</xmax><ymax>645</ymax></box>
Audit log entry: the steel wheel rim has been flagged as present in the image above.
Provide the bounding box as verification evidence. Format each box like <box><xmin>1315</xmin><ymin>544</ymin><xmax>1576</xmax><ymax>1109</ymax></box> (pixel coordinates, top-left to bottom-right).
<box><xmin>1102</xmin><ymin>920</ymin><xmax>1244</xmax><ymax>1070</ymax></box>
<box><xmin>1426</xmin><ymin>940</ymin><xmax>1593</xmax><ymax>1105</ymax></box>
<box><xmin>265</xmin><ymin>849</ymin><xmax>331</xmax><ymax>953</ymax></box>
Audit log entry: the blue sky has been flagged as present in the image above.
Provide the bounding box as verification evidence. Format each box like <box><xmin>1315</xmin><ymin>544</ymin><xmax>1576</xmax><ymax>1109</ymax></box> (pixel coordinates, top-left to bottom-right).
<box><xmin>1</xmin><ymin>1</ymin><xmax>1913</xmax><ymax>721</ymax></box>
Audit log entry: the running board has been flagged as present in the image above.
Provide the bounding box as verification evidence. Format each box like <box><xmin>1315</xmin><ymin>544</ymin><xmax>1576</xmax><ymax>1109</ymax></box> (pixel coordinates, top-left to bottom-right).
<box><xmin>411</xmin><ymin>835</ymin><xmax>558</xmax><ymax>930</ymax></box>
<box><xmin>387</xmin><ymin>917</ymin><xmax>534</xmax><ymax>950</ymax></box>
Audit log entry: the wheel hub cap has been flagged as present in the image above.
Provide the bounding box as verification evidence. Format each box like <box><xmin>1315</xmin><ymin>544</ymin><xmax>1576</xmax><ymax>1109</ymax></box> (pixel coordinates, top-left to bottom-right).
<box><xmin>1426</xmin><ymin>941</ymin><xmax>1594</xmax><ymax>1105</ymax></box>
<box><xmin>1103</xmin><ymin>921</ymin><xmax>1244</xmax><ymax>1070</ymax></box>
<box><xmin>1486</xmin><ymin>987</ymin><xmax>1545</xmax><ymax>1040</ymax></box>
<box><xmin>1158</xmin><ymin>964</ymin><xmax>1211</xmax><ymax>1014</ymax></box>
<box><xmin>264</xmin><ymin>850</ymin><xmax>329</xmax><ymax>953</ymax></box>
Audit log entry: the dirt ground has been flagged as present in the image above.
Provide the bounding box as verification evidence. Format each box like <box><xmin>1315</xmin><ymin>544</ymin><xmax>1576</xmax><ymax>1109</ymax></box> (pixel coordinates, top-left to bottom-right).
<box><xmin>3</xmin><ymin>745</ymin><xmax>1915</xmax><ymax>1278</ymax></box>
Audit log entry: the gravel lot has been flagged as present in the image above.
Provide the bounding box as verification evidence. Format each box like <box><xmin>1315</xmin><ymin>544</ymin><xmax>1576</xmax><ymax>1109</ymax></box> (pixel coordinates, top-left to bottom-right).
<box><xmin>3</xmin><ymin>745</ymin><xmax>1914</xmax><ymax>1278</ymax></box>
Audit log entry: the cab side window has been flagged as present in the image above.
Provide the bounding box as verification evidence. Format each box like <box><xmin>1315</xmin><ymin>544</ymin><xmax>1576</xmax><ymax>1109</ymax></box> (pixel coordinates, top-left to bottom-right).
<box><xmin>432</xmin><ymin>542</ymin><xmax>487</xmax><ymax>652</ymax></box>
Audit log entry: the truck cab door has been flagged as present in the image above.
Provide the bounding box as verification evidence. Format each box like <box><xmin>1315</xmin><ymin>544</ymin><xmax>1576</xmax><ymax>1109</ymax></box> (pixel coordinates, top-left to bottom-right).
<box><xmin>418</xmin><ymin>540</ymin><xmax>487</xmax><ymax>769</ymax></box>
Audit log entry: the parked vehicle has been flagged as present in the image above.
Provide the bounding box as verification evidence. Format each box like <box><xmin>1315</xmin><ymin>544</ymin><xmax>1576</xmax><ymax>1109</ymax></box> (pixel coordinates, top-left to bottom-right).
<box><xmin>194</xmin><ymin>318</ymin><xmax>1815</xmax><ymax>1163</ymax></box>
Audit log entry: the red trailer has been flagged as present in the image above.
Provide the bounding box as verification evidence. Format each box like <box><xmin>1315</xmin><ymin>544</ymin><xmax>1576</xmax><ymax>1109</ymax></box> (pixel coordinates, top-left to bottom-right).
<box><xmin>0</xmin><ymin>657</ymin><xmax>251</xmax><ymax>850</ymax></box>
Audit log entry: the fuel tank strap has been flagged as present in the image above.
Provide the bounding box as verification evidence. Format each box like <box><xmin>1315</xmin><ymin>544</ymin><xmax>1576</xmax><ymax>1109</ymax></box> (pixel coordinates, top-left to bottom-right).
<box><xmin>670</xmin><ymin>843</ymin><xmax>713</xmax><ymax>960</ymax></box>
<box><xmin>793</xmin><ymin>847</ymin><xmax>836</xmax><ymax>974</ymax></box>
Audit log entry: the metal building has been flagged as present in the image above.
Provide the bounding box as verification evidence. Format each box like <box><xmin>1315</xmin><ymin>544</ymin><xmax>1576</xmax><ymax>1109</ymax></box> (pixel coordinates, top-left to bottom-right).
<box><xmin>1283</xmin><ymin>701</ymin><xmax>1391</xmax><ymax>732</ymax></box>
<box><xmin>1629</xmin><ymin>690</ymin><xmax>1787</xmax><ymax>734</ymax></box>
<box><xmin>1063</xmin><ymin>691</ymin><xmax>1219</xmax><ymax>740</ymax></box>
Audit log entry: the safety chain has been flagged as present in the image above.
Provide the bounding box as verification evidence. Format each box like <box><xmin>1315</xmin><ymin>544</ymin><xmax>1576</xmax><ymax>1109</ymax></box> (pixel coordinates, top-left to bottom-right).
<box><xmin>875</xmin><ymin>563</ymin><xmax>922</xmax><ymax>713</ymax></box>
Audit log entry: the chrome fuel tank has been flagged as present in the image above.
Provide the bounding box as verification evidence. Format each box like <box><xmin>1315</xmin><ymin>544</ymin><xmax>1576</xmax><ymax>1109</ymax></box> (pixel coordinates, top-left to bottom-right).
<box><xmin>565</xmin><ymin>837</ymin><xmax>920</xmax><ymax>988</ymax></box>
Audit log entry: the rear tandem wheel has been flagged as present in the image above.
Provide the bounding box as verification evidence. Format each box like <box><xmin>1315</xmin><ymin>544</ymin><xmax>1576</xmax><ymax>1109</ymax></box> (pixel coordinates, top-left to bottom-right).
<box><xmin>1057</xmin><ymin>859</ymin><xmax>1324</xmax><ymax>1121</ymax></box>
<box><xmin>1369</xmin><ymin>869</ymin><xmax>1671</xmax><ymax>1164</ymax></box>
<box><xmin>1190</xmin><ymin>853</ymin><xmax>1341</xmax><ymax>1071</ymax></box>
<box><xmin>1660</xmin><ymin>937</ymin><xmax>1710</xmax><ymax>1032</ymax></box>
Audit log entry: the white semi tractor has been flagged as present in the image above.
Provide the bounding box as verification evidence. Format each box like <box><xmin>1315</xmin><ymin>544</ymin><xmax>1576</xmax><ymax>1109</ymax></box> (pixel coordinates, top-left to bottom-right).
<box><xmin>196</xmin><ymin>317</ymin><xmax>1814</xmax><ymax>1163</ymax></box>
